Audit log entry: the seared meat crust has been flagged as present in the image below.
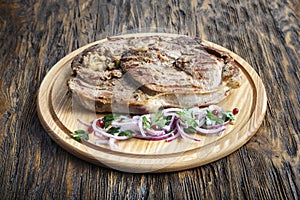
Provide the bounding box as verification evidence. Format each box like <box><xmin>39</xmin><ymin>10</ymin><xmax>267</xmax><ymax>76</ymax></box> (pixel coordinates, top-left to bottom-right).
<box><xmin>67</xmin><ymin>35</ymin><xmax>242</xmax><ymax>114</ymax></box>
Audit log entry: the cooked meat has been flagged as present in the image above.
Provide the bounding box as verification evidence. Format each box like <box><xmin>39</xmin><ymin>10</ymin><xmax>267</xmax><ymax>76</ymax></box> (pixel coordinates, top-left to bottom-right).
<box><xmin>120</xmin><ymin>47</ymin><xmax>200</xmax><ymax>94</ymax></box>
<box><xmin>120</xmin><ymin>40</ymin><xmax>226</xmax><ymax>93</ymax></box>
<box><xmin>67</xmin><ymin>35</ymin><xmax>242</xmax><ymax>114</ymax></box>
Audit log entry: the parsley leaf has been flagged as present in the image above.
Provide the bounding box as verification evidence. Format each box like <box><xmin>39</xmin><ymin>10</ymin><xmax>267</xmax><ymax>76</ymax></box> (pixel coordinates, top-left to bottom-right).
<box><xmin>150</xmin><ymin>110</ymin><xmax>168</xmax><ymax>128</ymax></box>
<box><xmin>118</xmin><ymin>130</ymin><xmax>133</xmax><ymax>138</ymax></box>
<box><xmin>71</xmin><ymin>130</ymin><xmax>89</xmax><ymax>141</ymax></box>
<box><xmin>205</xmin><ymin>110</ymin><xmax>225</xmax><ymax>126</ymax></box>
<box><xmin>106</xmin><ymin>127</ymin><xmax>120</xmax><ymax>134</ymax></box>
<box><xmin>205</xmin><ymin>110</ymin><xmax>235</xmax><ymax>126</ymax></box>
<box><xmin>176</xmin><ymin>108</ymin><xmax>198</xmax><ymax>128</ymax></box>
<box><xmin>184</xmin><ymin>127</ymin><xmax>197</xmax><ymax>133</ymax></box>
<box><xmin>102</xmin><ymin>114</ymin><xmax>120</xmax><ymax>128</ymax></box>
<box><xmin>142</xmin><ymin>116</ymin><xmax>151</xmax><ymax>129</ymax></box>
<box><xmin>106</xmin><ymin>127</ymin><xmax>133</xmax><ymax>138</ymax></box>
<box><xmin>223</xmin><ymin>111</ymin><xmax>235</xmax><ymax>122</ymax></box>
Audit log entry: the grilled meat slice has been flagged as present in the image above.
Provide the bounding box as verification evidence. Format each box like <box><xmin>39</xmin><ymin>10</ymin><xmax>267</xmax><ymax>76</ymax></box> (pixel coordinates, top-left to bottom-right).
<box><xmin>67</xmin><ymin>35</ymin><xmax>242</xmax><ymax>114</ymax></box>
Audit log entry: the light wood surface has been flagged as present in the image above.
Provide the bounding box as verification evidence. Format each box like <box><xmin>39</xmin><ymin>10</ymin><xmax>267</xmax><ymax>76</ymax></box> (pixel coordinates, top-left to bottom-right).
<box><xmin>37</xmin><ymin>33</ymin><xmax>267</xmax><ymax>173</ymax></box>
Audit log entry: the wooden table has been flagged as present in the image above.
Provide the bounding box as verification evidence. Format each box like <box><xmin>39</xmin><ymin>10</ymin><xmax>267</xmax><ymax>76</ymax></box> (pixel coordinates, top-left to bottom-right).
<box><xmin>1</xmin><ymin>0</ymin><xmax>299</xmax><ymax>199</ymax></box>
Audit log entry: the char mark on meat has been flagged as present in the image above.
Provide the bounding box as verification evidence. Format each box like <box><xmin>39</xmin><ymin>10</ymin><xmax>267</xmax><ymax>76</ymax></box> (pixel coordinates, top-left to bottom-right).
<box><xmin>67</xmin><ymin>35</ymin><xmax>242</xmax><ymax>114</ymax></box>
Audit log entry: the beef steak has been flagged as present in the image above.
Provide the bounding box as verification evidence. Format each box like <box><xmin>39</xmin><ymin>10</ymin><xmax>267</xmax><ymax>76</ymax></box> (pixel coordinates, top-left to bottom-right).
<box><xmin>67</xmin><ymin>34</ymin><xmax>242</xmax><ymax>114</ymax></box>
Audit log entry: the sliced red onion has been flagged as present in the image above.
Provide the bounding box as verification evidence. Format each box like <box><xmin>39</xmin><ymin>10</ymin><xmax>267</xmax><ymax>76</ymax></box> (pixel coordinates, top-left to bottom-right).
<box><xmin>119</xmin><ymin>126</ymin><xmax>140</xmax><ymax>134</ymax></box>
<box><xmin>75</xmin><ymin>105</ymin><xmax>235</xmax><ymax>149</ymax></box>
<box><xmin>118</xmin><ymin>115</ymin><xmax>131</xmax><ymax>120</ymax></box>
<box><xmin>195</xmin><ymin>126</ymin><xmax>226</xmax><ymax>135</ymax></box>
<box><xmin>111</xmin><ymin>121</ymin><xmax>138</xmax><ymax>127</ymax></box>
<box><xmin>208</xmin><ymin>105</ymin><xmax>224</xmax><ymax>112</ymax></box>
<box><xmin>197</xmin><ymin>117</ymin><xmax>206</xmax><ymax>127</ymax></box>
<box><xmin>94</xmin><ymin>129</ymin><xmax>130</xmax><ymax>140</ymax></box>
<box><xmin>132</xmin><ymin>115</ymin><xmax>141</xmax><ymax>121</ymax></box>
<box><xmin>162</xmin><ymin>107</ymin><xmax>183</xmax><ymax>114</ymax></box>
<box><xmin>108</xmin><ymin>138</ymin><xmax>118</xmax><ymax>149</ymax></box>
<box><xmin>145</xmin><ymin>128</ymin><xmax>165</xmax><ymax>136</ymax></box>
<box><xmin>92</xmin><ymin>120</ymin><xmax>130</xmax><ymax>140</ymax></box>
<box><xmin>95</xmin><ymin>139</ymin><xmax>109</xmax><ymax>145</ymax></box>
<box><xmin>162</xmin><ymin>114</ymin><xmax>176</xmax><ymax>132</ymax></box>
<box><xmin>111</xmin><ymin>121</ymin><xmax>139</xmax><ymax>131</ymax></box>
<box><xmin>178</xmin><ymin>120</ymin><xmax>189</xmax><ymax>128</ymax></box>
<box><xmin>138</xmin><ymin>115</ymin><xmax>147</xmax><ymax>136</ymax></box>
<box><xmin>165</xmin><ymin>131</ymin><xmax>180</xmax><ymax>142</ymax></box>
<box><xmin>205</xmin><ymin>120</ymin><xmax>230</xmax><ymax>129</ymax></box>
<box><xmin>176</xmin><ymin>122</ymin><xmax>201</xmax><ymax>142</ymax></box>
<box><xmin>208</xmin><ymin>105</ymin><xmax>224</xmax><ymax>118</ymax></box>
<box><xmin>134</xmin><ymin>131</ymin><xmax>173</xmax><ymax>141</ymax></box>
<box><xmin>191</xmin><ymin>107</ymin><xmax>207</xmax><ymax>115</ymax></box>
<box><xmin>194</xmin><ymin>110</ymin><xmax>206</xmax><ymax>119</ymax></box>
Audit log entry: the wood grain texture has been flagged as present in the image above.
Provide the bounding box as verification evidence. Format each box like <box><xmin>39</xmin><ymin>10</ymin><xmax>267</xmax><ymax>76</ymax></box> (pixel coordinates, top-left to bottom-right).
<box><xmin>0</xmin><ymin>0</ymin><xmax>299</xmax><ymax>199</ymax></box>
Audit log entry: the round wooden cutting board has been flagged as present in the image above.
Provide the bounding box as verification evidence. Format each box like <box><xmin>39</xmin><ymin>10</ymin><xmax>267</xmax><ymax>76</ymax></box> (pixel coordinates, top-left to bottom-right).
<box><xmin>37</xmin><ymin>33</ymin><xmax>267</xmax><ymax>173</ymax></box>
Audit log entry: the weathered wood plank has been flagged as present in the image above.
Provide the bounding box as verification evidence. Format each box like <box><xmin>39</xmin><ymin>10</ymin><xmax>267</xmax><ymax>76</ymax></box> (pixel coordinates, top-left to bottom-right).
<box><xmin>0</xmin><ymin>0</ymin><xmax>299</xmax><ymax>199</ymax></box>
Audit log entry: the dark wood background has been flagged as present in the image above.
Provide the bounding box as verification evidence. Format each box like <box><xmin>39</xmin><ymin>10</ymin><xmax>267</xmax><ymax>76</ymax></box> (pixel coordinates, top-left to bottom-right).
<box><xmin>0</xmin><ymin>0</ymin><xmax>299</xmax><ymax>199</ymax></box>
